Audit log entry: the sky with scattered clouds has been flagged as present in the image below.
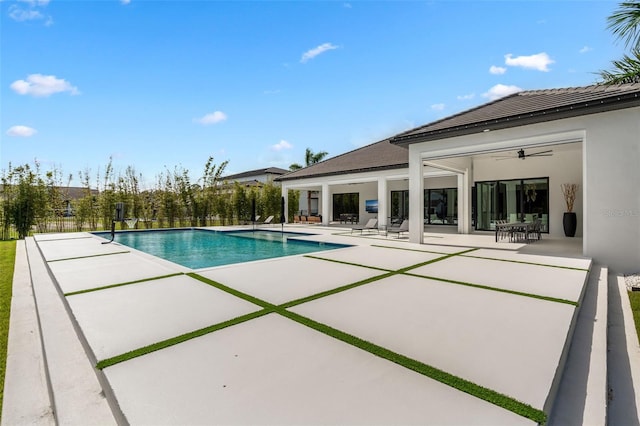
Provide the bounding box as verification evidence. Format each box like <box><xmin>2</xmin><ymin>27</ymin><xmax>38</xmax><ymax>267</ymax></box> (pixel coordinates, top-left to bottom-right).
<box><xmin>1</xmin><ymin>0</ymin><xmax>625</xmax><ymax>186</ymax></box>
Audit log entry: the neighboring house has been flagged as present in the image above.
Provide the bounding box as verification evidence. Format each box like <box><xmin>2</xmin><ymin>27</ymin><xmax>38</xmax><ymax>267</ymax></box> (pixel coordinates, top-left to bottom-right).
<box><xmin>222</xmin><ymin>167</ymin><xmax>289</xmax><ymax>187</ymax></box>
<box><xmin>278</xmin><ymin>84</ymin><xmax>640</xmax><ymax>272</ymax></box>
<box><xmin>63</xmin><ymin>187</ymin><xmax>99</xmax><ymax>216</ymax></box>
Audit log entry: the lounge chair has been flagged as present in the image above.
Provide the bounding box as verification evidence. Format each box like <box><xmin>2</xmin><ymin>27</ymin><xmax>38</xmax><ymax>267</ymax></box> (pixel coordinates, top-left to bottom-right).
<box><xmin>258</xmin><ymin>215</ymin><xmax>274</xmax><ymax>225</ymax></box>
<box><xmin>386</xmin><ymin>219</ymin><xmax>409</xmax><ymax>238</ymax></box>
<box><xmin>351</xmin><ymin>218</ymin><xmax>378</xmax><ymax>234</ymax></box>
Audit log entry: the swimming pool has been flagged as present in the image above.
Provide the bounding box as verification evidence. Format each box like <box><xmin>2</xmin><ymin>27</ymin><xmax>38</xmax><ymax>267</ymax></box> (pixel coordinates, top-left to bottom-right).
<box><xmin>95</xmin><ymin>229</ymin><xmax>348</xmax><ymax>269</ymax></box>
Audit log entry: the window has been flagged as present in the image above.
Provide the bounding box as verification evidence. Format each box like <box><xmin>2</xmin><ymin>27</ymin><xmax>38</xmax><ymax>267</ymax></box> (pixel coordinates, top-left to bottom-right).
<box><xmin>332</xmin><ymin>193</ymin><xmax>359</xmax><ymax>221</ymax></box>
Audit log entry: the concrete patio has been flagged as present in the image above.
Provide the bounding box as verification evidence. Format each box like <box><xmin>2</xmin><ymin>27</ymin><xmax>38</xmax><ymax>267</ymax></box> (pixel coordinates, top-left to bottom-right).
<box><xmin>2</xmin><ymin>224</ymin><xmax>628</xmax><ymax>425</ymax></box>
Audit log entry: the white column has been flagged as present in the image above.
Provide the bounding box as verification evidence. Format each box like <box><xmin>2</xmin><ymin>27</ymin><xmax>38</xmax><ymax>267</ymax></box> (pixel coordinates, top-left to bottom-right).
<box><xmin>377</xmin><ymin>177</ymin><xmax>388</xmax><ymax>229</ymax></box>
<box><xmin>456</xmin><ymin>168</ymin><xmax>473</xmax><ymax>234</ymax></box>
<box><xmin>408</xmin><ymin>147</ymin><xmax>424</xmax><ymax>244</ymax></box>
<box><xmin>321</xmin><ymin>183</ymin><xmax>330</xmax><ymax>226</ymax></box>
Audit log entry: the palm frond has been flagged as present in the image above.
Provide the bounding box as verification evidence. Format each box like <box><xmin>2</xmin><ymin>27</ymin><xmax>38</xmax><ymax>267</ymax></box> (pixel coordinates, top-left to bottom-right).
<box><xmin>598</xmin><ymin>47</ymin><xmax>640</xmax><ymax>84</ymax></box>
<box><xmin>607</xmin><ymin>1</ymin><xmax>640</xmax><ymax>49</ymax></box>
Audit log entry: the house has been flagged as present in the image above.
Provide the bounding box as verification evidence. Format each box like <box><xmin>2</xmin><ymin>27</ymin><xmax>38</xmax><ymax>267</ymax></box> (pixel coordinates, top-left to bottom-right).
<box><xmin>222</xmin><ymin>167</ymin><xmax>289</xmax><ymax>187</ymax></box>
<box><xmin>278</xmin><ymin>84</ymin><xmax>640</xmax><ymax>272</ymax></box>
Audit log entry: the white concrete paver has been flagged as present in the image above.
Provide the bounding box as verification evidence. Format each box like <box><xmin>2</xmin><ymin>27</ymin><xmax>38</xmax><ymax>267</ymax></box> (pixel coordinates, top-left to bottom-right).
<box><xmin>34</xmin><ymin>232</ymin><xmax>94</xmax><ymax>241</ymax></box>
<box><xmin>67</xmin><ymin>274</ymin><xmax>262</xmax><ymax>360</ymax></box>
<box><xmin>410</xmin><ymin>255</ymin><xmax>588</xmax><ymax>302</ymax></box>
<box><xmin>36</xmin><ymin>235</ymin><xmax>128</xmax><ymax>261</ymax></box>
<box><xmin>8</xmin><ymin>227</ymin><xmax>595</xmax><ymax>425</ymax></box>
<box><xmin>104</xmin><ymin>313</ymin><xmax>534</xmax><ymax>426</ymax></box>
<box><xmin>309</xmin><ymin>245</ymin><xmax>445</xmax><ymax>271</ymax></box>
<box><xmin>25</xmin><ymin>238</ymin><xmax>116</xmax><ymax>425</ymax></box>
<box><xmin>290</xmin><ymin>274</ymin><xmax>577</xmax><ymax>411</ymax></box>
<box><xmin>199</xmin><ymin>255</ymin><xmax>386</xmax><ymax>305</ymax></box>
<box><xmin>465</xmin><ymin>248</ymin><xmax>591</xmax><ymax>270</ymax></box>
<box><xmin>48</xmin><ymin>251</ymin><xmax>183</xmax><ymax>294</ymax></box>
<box><xmin>1</xmin><ymin>240</ymin><xmax>54</xmax><ymax>426</ymax></box>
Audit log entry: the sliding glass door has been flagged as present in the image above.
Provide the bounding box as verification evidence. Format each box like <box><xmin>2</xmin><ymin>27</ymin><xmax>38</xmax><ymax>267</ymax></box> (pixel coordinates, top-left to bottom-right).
<box><xmin>475</xmin><ymin>177</ymin><xmax>549</xmax><ymax>231</ymax></box>
<box><xmin>425</xmin><ymin>188</ymin><xmax>458</xmax><ymax>225</ymax></box>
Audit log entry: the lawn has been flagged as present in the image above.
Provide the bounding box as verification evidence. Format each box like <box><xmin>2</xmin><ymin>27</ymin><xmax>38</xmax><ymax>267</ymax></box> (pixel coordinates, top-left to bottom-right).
<box><xmin>628</xmin><ymin>290</ymin><xmax>640</xmax><ymax>344</ymax></box>
<box><xmin>0</xmin><ymin>240</ymin><xmax>16</xmax><ymax>419</ymax></box>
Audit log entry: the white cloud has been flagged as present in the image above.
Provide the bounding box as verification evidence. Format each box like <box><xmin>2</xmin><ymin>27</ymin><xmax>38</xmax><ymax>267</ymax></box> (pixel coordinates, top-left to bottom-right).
<box><xmin>457</xmin><ymin>93</ymin><xmax>475</xmax><ymax>101</ymax></box>
<box><xmin>579</xmin><ymin>46</ymin><xmax>592</xmax><ymax>54</ymax></box>
<box><xmin>10</xmin><ymin>74</ymin><xmax>79</xmax><ymax>97</ymax></box>
<box><xmin>120</xmin><ymin>0</ymin><xmax>131</xmax><ymax>4</ymax></box>
<box><xmin>431</xmin><ymin>103</ymin><xmax>445</xmax><ymax>111</ymax></box>
<box><xmin>194</xmin><ymin>111</ymin><xmax>228</xmax><ymax>125</ymax></box>
<box><xmin>271</xmin><ymin>140</ymin><xmax>293</xmax><ymax>151</ymax></box>
<box><xmin>300</xmin><ymin>43</ymin><xmax>338</xmax><ymax>63</ymax></box>
<box><xmin>504</xmin><ymin>53</ymin><xmax>554</xmax><ymax>72</ymax></box>
<box><xmin>9</xmin><ymin>6</ymin><xmax>42</xmax><ymax>21</ymax></box>
<box><xmin>482</xmin><ymin>84</ymin><xmax>523</xmax><ymax>101</ymax></box>
<box><xmin>19</xmin><ymin>0</ymin><xmax>51</xmax><ymax>6</ymax></box>
<box><xmin>6</xmin><ymin>125</ymin><xmax>37</xmax><ymax>137</ymax></box>
<box><xmin>9</xmin><ymin>0</ymin><xmax>51</xmax><ymax>23</ymax></box>
<box><xmin>489</xmin><ymin>65</ymin><xmax>507</xmax><ymax>75</ymax></box>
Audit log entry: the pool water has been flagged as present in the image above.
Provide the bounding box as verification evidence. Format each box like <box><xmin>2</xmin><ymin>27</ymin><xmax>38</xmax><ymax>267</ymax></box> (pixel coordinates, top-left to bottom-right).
<box><xmin>97</xmin><ymin>229</ymin><xmax>348</xmax><ymax>269</ymax></box>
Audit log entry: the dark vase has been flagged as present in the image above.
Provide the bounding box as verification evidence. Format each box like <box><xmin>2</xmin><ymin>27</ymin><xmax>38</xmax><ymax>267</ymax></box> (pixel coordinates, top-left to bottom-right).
<box><xmin>563</xmin><ymin>212</ymin><xmax>577</xmax><ymax>237</ymax></box>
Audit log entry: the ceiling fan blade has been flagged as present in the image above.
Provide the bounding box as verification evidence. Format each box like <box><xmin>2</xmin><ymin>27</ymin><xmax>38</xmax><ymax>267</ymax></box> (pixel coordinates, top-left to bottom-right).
<box><xmin>526</xmin><ymin>150</ymin><xmax>553</xmax><ymax>157</ymax></box>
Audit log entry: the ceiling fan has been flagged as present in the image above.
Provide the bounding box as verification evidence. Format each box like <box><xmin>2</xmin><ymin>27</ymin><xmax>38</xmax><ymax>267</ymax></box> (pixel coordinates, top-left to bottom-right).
<box><xmin>493</xmin><ymin>148</ymin><xmax>553</xmax><ymax>160</ymax></box>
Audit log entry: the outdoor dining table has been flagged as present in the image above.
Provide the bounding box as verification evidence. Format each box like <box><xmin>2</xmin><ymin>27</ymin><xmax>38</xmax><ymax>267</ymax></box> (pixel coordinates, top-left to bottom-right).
<box><xmin>495</xmin><ymin>221</ymin><xmax>536</xmax><ymax>243</ymax></box>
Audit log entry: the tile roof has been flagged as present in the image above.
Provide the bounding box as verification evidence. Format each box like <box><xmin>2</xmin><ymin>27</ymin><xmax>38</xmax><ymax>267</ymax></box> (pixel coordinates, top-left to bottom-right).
<box><xmin>277</xmin><ymin>139</ymin><xmax>408</xmax><ymax>181</ymax></box>
<box><xmin>277</xmin><ymin>84</ymin><xmax>640</xmax><ymax>182</ymax></box>
<box><xmin>392</xmin><ymin>83</ymin><xmax>640</xmax><ymax>145</ymax></box>
<box><xmin>223</xmin><ymin>167</ymin><xmax>289</xmax><ymax>181</ymax></box>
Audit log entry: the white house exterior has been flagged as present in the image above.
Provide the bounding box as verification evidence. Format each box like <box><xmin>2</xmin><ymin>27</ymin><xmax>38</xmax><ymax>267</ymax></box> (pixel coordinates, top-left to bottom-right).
<box><xmin>278</xmin><ymin>84</ymin><xmax>640</xmax><ymax>272</ymax></box>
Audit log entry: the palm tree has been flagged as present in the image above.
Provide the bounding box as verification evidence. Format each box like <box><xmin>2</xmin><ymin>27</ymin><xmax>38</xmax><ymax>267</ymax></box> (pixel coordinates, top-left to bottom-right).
<box><xmin>599</xmin><ymin>1</ymin><xmax>640</xmax><ymax>84</ymax></box>
<box><xmin>289</xmin><ymin>148</ymin><xmax>328</xmax><ymax>171</ymax></box>
<box><xmin>288</xmin><ymin>148</ymin><xmax>329</xmax><ymax>216</ymax></box>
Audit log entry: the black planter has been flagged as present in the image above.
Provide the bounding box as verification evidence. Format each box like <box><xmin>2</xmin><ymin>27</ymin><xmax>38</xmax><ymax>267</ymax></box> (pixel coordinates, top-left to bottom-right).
<box><xmin>563</xmin><ymin>212</ymin><xmax>577</xmax><ymax>237</ymax></box>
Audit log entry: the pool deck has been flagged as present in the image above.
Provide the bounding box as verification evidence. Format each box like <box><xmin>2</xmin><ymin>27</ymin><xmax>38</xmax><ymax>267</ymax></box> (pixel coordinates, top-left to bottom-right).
<box><xmin>3</xmin><ymin>224</ymin><xmax>632</xmax><ymax>425</ymax></box>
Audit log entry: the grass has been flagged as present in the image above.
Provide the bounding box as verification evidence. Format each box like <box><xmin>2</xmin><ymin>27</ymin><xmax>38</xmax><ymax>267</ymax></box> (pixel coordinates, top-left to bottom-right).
<box><xmin>0</xmin><ymin>240</ymin><xmax>17</xmax><ymax>419</ymax></box>
<box><xmin>628</xmin><ymin>290</ymin><xmax>640</xmax><ymax>344</ymax></box>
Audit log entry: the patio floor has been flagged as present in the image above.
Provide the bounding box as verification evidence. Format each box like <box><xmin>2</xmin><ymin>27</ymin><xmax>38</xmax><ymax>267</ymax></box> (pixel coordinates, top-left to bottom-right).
<box><xmin>5</xmin><ymin>226</ymin><xmax>595</xmax><ymax>425</ymax></box>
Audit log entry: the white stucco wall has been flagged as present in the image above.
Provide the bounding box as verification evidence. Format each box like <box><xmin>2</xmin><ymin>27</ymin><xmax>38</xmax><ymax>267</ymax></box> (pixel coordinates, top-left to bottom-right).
<box><xmin>408</xmin><ymin>106</ymin><xmax>640</xmax><ymax>272</ymax></box>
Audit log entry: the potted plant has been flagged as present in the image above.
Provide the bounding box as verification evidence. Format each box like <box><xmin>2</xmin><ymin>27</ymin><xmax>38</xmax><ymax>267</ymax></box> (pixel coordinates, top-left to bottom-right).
<box><xmin>561</xmin><ymin>183</ymin><xmax>579</xmax><ymax>237</ymax></box>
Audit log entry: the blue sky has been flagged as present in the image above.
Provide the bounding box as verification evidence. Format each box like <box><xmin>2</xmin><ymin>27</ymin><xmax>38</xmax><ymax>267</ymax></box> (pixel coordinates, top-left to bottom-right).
<box><xmin>1</xmin><ymin>0</ymin><xmax>625</xmax><ymax>187</ymax></box>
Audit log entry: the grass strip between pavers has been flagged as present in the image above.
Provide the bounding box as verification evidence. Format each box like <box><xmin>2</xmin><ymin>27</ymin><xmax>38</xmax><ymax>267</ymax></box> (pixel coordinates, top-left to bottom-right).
<box><xmin>64</xmin><ymin>273</ymin><xmax>185</xmax><ymax>296</ymax></box>
<box><xmin>96</xmin><ymin>309</ymin><xmax>271</xmax><ymax>369</ymax></box>
<box><xmin>277</xmin><ymin>308</ymin><xmax>547</xmax><ymax>424</ymax></box>
<box><xmin>461</xmin><ymin>254</ymin><xmax>590</xmax><ymax>271</ymax></box>
<box><xmin>93</xmin><ymin>260</ymin><xmax>549</xmax><ymax>423</ymax></box>
<box><xmin>397</xmin><ymin>248</ymin><xmax>479</xmax><ymax>274</ymax></box>
<box><xmin>304</xmin><ymin>254</ymin><xmax>392</xmax><ymax>272</ymax></box>
<box><xmin>187</xmin><ymin>272</ymin><xmax>273</xmax><ymax>309</ymax></box>
<box><xmin>279</xmin><ymin>272</ymin><xmax>396</xmax><ymax>309</ymax></box>
<box><xmin>46</xmin><ymin>250</ymin><xmax>130</xmax><ymax>262</ymax></box>
<box><xmin>404</xmin><ymin>272</ymin><xmax>578</xmax><ymax>306</ymax></box>
<box><xmin>371</xmin><ymin>244</ymin><xmax>456</xmax><ymax>255</ymax></box>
